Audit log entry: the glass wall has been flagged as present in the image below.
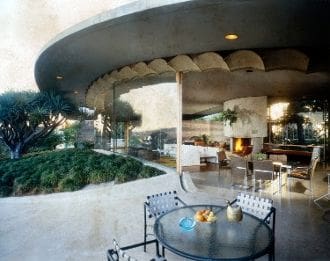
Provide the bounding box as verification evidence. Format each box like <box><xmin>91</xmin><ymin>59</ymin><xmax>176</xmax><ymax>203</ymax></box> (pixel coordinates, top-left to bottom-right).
<box><xmin>268</xmin><ymin>99</ymin><xmax>327</xmax><ymax>146</ymax></box>
<box><xmin>107</xmin><ymin>82</ymin><xmax>178</xmax><ymax>168</ymax></box>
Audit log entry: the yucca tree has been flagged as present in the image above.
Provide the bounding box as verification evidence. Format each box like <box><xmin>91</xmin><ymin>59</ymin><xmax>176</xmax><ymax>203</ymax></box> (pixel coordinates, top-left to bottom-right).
<box><xmin>0</xmin><ymin>91</ymin><xmax>76</xmax><ymax>159</ymax></box>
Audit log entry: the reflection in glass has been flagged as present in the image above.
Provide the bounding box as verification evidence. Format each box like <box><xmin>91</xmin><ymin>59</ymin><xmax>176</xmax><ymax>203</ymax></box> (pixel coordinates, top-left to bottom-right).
<box><xmin>103</xmin><ymin>82</ymin><xmax>178</xmax><ymax>168</ymax></box>
<box><xmin>268</xmin><ymin>99</ymin><xmax>326</xmax><ymax>146</ymax></box>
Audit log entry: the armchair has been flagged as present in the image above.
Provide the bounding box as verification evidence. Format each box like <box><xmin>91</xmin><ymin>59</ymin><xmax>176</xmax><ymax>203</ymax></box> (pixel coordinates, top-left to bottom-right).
<box><xmin>229</xmin><ymin>155</ymin><xmax>251</xmax><ymax>189</ymax></box>
<box><xmin>287</xmin><ymin>156</ymin><xmax>320</xmax><ymax>195</ymax></box>
<box><xmin>253</xmin><ymin>160</ymin><xmax>278</xmax><ymax>194</ymax></box>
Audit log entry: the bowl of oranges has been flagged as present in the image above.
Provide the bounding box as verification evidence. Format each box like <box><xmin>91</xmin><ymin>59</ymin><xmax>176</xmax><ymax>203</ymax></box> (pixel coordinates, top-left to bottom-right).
<box><xmin>194</xmin><ymin>209</ymin><xmax>217</xmax><ymax>223</ymax></box>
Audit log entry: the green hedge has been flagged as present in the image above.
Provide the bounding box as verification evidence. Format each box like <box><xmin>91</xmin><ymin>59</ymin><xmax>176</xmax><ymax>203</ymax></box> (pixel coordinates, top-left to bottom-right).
<box><xmin>0</xmin><ymin>149</ymin><xmax>165</xmax><ymax>197</ymax></box>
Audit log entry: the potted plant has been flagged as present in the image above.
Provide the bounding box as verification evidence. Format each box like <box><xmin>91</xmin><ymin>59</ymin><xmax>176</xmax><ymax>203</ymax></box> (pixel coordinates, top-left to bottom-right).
<box><xmin>201</xmin><ymin>134</ymin><xmax>210</xmax><ymax>146</ymax></box>
<box><xmin>219</xmin><ymin>109</ymin><xmax>238</xmax><ymax>126</ymax></box>
<box><xmin>253</xmin><ymin>152</ymin><xmax>267</xmax><ymax>161</ymax></box>
<box><xmin>190</xmin><ymin>135</ymin><xmax>208</xmax><ymax>146</ymax></box>
<box><xmin>190</xmin><ymin>135</ymin><xmax>202</xmax><ymax>146</ymax></box>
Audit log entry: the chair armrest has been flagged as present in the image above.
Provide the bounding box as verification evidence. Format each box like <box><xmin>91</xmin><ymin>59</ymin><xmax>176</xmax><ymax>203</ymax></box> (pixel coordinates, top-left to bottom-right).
<box><xmin>175</xmin><ymin>196</ymin><xmax>187</xmax><ymax>206</ymax></box>
<box><xmin>229</xmin><ymin>198</ymin><xmax>237</xmax><ymax>205</ymax></box>
<box><xmin>107</xmin><ymin>249</ymin><xmax>118</xmax><ymax>261</ymax></box>
<box><xmin>121</xmin><ymin>240</ymin><xmax>158</xmax><ymax>251</ymax></box>
<box><xmin>263</xmin><ymin>207</ymin><xmax>276</xmax><ymax>232</ymax></box>
<box><xmin>254</xmin><ymin>169</ymin><xmax>273</xmax><ymax>173</ymax></box>
<box><xmin>263</xmin><ymin>207</ymin><xmax>274</xmax><ymax>222</ymax></box>
<box><xmin>107</xmin><ymin>239</ymin><xmax>164</xmax><ymax>261</ymax></box>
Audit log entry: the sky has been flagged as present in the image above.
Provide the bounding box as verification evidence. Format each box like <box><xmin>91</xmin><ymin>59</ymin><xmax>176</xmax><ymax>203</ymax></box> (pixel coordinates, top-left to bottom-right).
<box><xmin>0</xmin><ymin>0</ymin><xmax>135</xmax><ymax>94</ymax></box>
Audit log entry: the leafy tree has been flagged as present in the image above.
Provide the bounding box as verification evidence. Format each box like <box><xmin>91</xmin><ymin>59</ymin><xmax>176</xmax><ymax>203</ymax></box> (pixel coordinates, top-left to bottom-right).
<box><xmin>0</xmin><ymin>91</ymin><xmax>76</xmax><ymax>159</ymax></box>
<box><xmin>62</xmin><ymin>122</ymin><xmax>80</xmax><ymax>147</ymax></box>
<box><xmin>30</xmin><ymin>132</ymin><xmax>63</xmax><ymax>152</ymax></box>
<box><xmin>102</xmin><ymin>99</ymin><xmax>141</xmax><ymax>148</ymax></box>
<box><xmin>282</xmin><ymin>99</ymin><xmax>324</xmax><ymax>144</ymax></box>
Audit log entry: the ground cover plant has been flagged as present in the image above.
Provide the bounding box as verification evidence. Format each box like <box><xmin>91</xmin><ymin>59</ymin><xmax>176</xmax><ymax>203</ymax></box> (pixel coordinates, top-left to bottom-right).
<box><xmin>0</xmin><ymin>149</ymin><xmax>165</xmax><ymax>197</ymax></box>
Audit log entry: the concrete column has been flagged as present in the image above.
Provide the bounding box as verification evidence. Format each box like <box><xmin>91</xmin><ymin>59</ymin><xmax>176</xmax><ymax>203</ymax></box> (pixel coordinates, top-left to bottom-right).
<box><xmin>176</xmin><ymin>72</ymin><xmax>183</xmax><ymax>173</ymax></box>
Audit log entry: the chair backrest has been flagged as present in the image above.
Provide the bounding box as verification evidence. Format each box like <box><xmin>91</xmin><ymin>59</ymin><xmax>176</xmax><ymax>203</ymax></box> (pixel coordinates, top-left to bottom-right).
<box><xmin>253</xmin><ymin>160</ymin><xmax>274</xmax><ymax>180</ymax></box>
<box><xmin>311</xmin><ymin>146</ymin><xmax>321</xmax><ymax>160</ymax></box>
<box><xmin>230</xmin><ymin>155</ymin><xmax>247</xmax><ymax>177</ymax></box>
<box><xmin>230</xmin><ymin>155</ymin><xmax>247</xmax><ymax>169</ymax></box>
<box><xmin>109</xmin><ymin>239</ymin><xmax>138</xmax><ymax>261</ymax></box>
<box><xmin>145</xmin><ymin>191</ymin><xmax>180</xmax><ymax>218</ymax></box>
<box><xmin>241</xmin><ymin>145</ymin><xmax>253</xmax><ymax>156</ymax></box>
<box><xmin>269</xmin><ymin>154</ymin><xmax>287</xmax><ymax>164</ymax></box>
<box><xmin>308</xmin><ymin>157</ymin><xmax>320</xmax><ymax>177</ymax></box>
<box><xmin>236</xmin><ymin>192</ymin><xmax>273</xmax><ymax>221</ymax></box>
<box><xmin>217</xmin><ymin>150</ymin><xmax>227</xmax><ymax>162</ymax></box>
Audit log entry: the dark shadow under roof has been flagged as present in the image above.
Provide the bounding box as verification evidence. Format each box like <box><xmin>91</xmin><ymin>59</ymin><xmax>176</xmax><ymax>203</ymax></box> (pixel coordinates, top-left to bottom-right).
<box><xmin>35</xmin><ymin>0</ymin><xmax>330</xmax><ymax>106</ymax></box>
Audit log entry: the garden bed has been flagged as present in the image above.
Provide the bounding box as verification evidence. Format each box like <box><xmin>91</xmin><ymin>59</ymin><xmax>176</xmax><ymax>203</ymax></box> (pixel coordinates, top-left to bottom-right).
<box><xmin>0</xmin><ymin>149</ymin><xmax>165</xmax><ymax>197</ymax></box>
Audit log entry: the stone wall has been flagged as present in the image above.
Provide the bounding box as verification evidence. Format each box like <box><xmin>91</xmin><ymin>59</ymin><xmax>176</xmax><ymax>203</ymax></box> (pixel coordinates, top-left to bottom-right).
<box><xmin>224</xmin><ymin>96</ymin><xmax>267</xmax><ymax>138</ymax></box>
<box><xmin>183</xmin><ymin>120</ymin><xmax>226</xmax><ymax>143</ymax></box>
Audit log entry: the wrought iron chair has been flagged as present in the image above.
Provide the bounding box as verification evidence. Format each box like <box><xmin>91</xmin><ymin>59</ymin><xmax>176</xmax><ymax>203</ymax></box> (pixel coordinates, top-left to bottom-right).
<box><xmin>232</xmin><ymin>192</ymin><xmax>275</xmax><ymax>226</ymax></box>
<box><xmin>144</xmin><ymin>191</ymin><xmax>186</xmax><ymax>255</ymax></box>
<box><xmin>107</xmin><ymin>239</ymin><xmax>166</xmax><ymax>261</ymax></box>
<box><xmin>230</xmin><ymin>192</ymin><xmax>276</xmax><ymax>260</ymax></box>
<box><xmin>287</xmin><ymin>156</ymin><xmax>320</xmax><ymax>195</ymax></box>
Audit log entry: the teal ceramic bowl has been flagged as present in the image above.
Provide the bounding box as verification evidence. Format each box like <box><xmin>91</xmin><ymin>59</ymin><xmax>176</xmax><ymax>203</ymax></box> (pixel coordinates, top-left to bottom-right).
<box><xmin>179</xmin><ymin>217</ymin><xmax>196</xmax><ymax>231</ymax></box>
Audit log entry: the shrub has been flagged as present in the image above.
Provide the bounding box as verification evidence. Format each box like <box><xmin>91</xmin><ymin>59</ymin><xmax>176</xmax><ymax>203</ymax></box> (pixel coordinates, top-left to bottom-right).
<box><xmin>116</xmin><ymin>158</ymin><xmax>143</xmax><ymax>183</ymax></box>
<box><xmin>1</xmin><ymin>171</ymin><xmax>17</xmax><ymax>187</ymax></box>
<box><xmin>58</xmin><ymin>176</ymin><xmax>79</xmax><ymax>192</ymax></box>
<box><xmin>0</xmin><ymin>186</ymin><xmax>12</xmax><ymax>197</ymax></box>
<box><xmin>0</xmin><ymin>143</ymin><xmax>9</xmax><ymax>160</ymax></box>
<box><xmin>89</xmin><ymin>170</ymin><xmax>114</xmax><ymax>184</ymax></box>
<box><xmin>30</xmin><ymin>132</ymin><xmax>63</xmax><ymax>152</ymax></box>
<box><xmin>40</xmin><ymin>171</ymin><xmax>62</xmax><ymax>190</ymax></box>
<box><xmin>79</xmin><ymin>141</ymin><xmax>94</xmax><ymax>149</ymax></box>
<box><xmin>0</xmin><ymin>149</ymin><xmax>164</xmax><ymax>197</ymax></box>
<box><xmin>13</xmin><ymin>172</ymin><xmax>41</xmax><ymax>195</ymax></box>
<box><xmin>70</xmin><ymin>170</ymin><xmax>88</xmax><ymax>188</ymax></box>
<box><xmin>139</xmin><ymin>166</ymin><xmax>165</xmax><ymax>178</ymax></box>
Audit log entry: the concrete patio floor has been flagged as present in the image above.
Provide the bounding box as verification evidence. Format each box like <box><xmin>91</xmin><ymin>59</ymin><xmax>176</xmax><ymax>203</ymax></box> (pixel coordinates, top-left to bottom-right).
<box><xmin>188</xmin><ymin>164</ymin><xmax>330</xmax><ymax>261</ymax></box>
<box><xmin>0</xmin><ymin>162</ymin><xmax>329</xmax><ymax>260</ymax></box>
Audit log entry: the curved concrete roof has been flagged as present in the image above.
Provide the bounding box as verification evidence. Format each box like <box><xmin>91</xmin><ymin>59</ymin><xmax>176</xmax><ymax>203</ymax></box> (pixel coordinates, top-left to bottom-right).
<box><xmin>35</xmin><ymin>0</ymin><xmax>330</xmax><ymax>105</ymax></box>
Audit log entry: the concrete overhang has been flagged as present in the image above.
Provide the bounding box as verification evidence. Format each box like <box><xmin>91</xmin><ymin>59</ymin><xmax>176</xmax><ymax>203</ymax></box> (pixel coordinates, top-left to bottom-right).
<box><xmin>35</xmin><ymin>0</ymin><xmax>330</xmax><ymax>107</ymax></box>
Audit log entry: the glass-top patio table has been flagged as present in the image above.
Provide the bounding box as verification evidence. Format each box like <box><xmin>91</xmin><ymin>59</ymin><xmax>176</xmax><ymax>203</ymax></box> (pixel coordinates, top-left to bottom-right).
<box><xmin>154</xmin><ymin>205</ymin><xmax>274</xmax><ymax>260</ymax></box>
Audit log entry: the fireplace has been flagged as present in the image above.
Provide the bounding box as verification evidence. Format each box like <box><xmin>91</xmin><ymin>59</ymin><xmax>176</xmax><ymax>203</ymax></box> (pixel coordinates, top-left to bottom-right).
<box><xmin>231</xmin><ymin>138</ymin><xmax>252</xmax><ymax>155</ymax></box>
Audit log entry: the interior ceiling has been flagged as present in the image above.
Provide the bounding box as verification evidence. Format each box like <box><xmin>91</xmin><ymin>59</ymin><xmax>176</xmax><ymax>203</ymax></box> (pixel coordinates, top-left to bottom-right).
<box><xmin>34</xmin><ymin>0</ymin><xmax>330</xmax><ymax>109</ymax></box>
<box><xmin>182</xmin><ymin>69</ymin><xmax>330</xmax><ymax>116</ymax></box>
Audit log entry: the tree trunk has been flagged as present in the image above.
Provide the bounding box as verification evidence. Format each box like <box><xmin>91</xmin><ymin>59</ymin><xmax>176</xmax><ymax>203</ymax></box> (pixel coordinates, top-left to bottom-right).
<box><xmin>10</xmin><ymin>144</ymin><xmax>23</xmax><ymax>159</ymax></box>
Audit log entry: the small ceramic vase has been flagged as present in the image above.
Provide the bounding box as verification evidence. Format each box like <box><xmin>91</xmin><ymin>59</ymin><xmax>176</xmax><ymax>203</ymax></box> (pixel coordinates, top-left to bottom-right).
<box><xmin>226</xmin><ymin>201</ymin><xmax>243</xmax><ymax>222</ymax></box>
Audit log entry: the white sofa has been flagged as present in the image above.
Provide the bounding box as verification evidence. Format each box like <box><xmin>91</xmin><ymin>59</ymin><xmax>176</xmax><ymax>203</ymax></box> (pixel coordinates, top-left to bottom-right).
<box><xmin>163</xmin><ymin>144</ymin><xmax>220</xmax><ymax>166</ymax></box>
<box><xmin>182</xmin><ymin>145</ymin><xmax>219</xmax><ymax>166</ymax></box>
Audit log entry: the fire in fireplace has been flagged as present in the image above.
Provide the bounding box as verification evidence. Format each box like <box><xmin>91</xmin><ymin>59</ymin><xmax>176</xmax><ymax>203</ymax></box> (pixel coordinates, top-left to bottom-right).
<box><xmin>232</xmin><ymin>138</ymin><xmax>252</xmax><ymax>155</ymax></box>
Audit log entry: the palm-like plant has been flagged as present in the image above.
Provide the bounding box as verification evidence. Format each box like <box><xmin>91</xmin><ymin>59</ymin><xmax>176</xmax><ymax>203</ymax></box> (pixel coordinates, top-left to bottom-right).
<box><xmin>0</xmin><ymin>91</ymin><xmax>76</xmax><ymax>159</ymax></box>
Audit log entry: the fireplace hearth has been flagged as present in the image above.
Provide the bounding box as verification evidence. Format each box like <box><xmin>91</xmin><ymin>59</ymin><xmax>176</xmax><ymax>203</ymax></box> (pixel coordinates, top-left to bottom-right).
<box><xmin>231</xmin><ymin>138</ymin><xmax>252</xmax><ymax>155</ymax></box>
